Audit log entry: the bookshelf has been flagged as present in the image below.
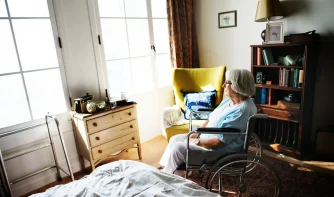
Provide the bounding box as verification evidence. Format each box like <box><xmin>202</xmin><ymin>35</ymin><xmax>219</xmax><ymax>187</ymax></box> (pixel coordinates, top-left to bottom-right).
<box><xmin>250</xmin><ymin>43</ymin><xmax>317</xmax><ymax>158</ymax></box>
<box><xmin>255</xmin><ymin>84</ymin><xmax>302</xmax><ymax>91</ymax></box>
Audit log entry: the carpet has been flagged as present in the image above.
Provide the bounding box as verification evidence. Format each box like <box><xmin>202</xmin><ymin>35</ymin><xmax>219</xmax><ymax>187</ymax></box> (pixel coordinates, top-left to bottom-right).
<box><xmin>184</xmin><ymin>155</ymin><xmax>334</xmax><ymax>197</ymax></box>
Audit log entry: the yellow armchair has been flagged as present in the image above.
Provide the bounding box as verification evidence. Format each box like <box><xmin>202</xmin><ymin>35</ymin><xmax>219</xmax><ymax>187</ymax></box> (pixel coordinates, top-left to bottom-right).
<box><xmin>163</xmin><ymin>66</ymin><xmax>226</xmax><ymax>141</ymax></box>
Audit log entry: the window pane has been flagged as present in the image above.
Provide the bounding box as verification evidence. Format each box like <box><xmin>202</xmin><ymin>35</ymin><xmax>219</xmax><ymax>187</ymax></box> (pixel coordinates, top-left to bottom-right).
<box><xmin>131</xmin><ymin>56</ymin><xmax>153</xmax><ymax>93</ymax></box>
<box><xmin>24</xmin><ymin>69</ymin><xmax>66</xmax><ymax>119</ymax></box>
<box><xmin>106</xmin><ymin>59</ymin><xmax>132</xmax><ymax>96</ymax></box>
<box><xmin>98</xmin><ymin>0</ymin><xmax>125</xmax><ymax>17</ymax></box>
<box><xmin>0</xmin><ymin>0</ymin><xmax>7</xmax><ymax>17</ymax></box>
<box><xmin>0</xmin><ymin>20</ymin><xmax>20</xmax><ymax>74</ymax></box>
<box><xmin>151</xmin><ymin>0</ymin><xmax>167</xmax><ymax>18</ymax></box>
<box><xmin>153</xmin><ymin>19</ymin><xmax>169</xmax><ymax>54</ymax></box>
<box><xmin>127</xmin><ymin>19</ymin><xmax>150</xmax><ymax>57</ymax></box>
<box><xmin>156</xmin><ymin>54</ymin><xmax>172</xmax><ymax>87</ymax></box>
<box><xmin>0</xmin><ymin>74</ymin><xmax>31</xmax><ymax>128</ymax></box>
<box><xmin>7</xmin><ymin>0</ymin><xmax>49</xmax><ymax>17</ymax></box>
<box><xmin>101</xmin><ymin>19</ymin><xmax>129</xmax><ymax>60</ymax></box>
<box><xmin>12</xmin><ymin>19</ymin><xmax>58</xmax><ymax>71</ymax></box>
<box><xmin>124</xmin><ymin>0</ymin><xmax>147</xmax><ymax>18</ymax></box>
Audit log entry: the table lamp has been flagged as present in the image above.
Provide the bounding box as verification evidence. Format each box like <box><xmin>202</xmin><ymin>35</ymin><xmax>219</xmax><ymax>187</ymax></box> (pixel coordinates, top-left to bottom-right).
<box><xmin>255</xmin><ymin>0</ymin><xmax>284</xmax><ymax>42</ymax></box>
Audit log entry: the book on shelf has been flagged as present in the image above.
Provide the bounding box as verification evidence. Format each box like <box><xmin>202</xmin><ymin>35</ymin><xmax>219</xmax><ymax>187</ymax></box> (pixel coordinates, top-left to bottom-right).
<box><xmin>262</xmin><ymin>48</ymin><xmax>274</xmax><ymax>65</ymax></box>
<box><xmin>257</xmin><ymin>47</ymin><xmax>262</xmax><ymax>65</ymax></box>
<box><xmin>255</xmin><ymin>88</ymin><xmax>262</xmax><ymax>104</ymax></box>
<box><xmin>290</xmin><ymin>68</ymin><xmax>295</xmax><ymax>87</ymax></box>
<box><xmin>261</xmin><ymin>88</ymin><xmax>267</xmax><ymax>104</ymax></box>
<box><xmin>298</xmin><ymin>70</ymin><xmax>304</xmax><ymax>88</ymax></box>
<box><xmin>282</xmin><ymin>68</ymin><xmax>286</xmax><ymax>86</ymax></box>
<box><xmin>279</xmin><ymin>68</ymin><xmax>283</xmax><ymax>86</ymax></box>
<box><xmin>285</xmin><ymin>70</ymin><xmax>290</xmax><ymax>87</ymax></box>
<box><xmin>268</xmin><ymin>89</ymin><xmax>276</xmax><ymax>105</ymax></box>
<box><xmin>262</xmin><ymin>50</ymin><xmax>268</xmax><ymax>65</ymax></box>
<box><xmin>293</xmin><ymin>68</ymin><xmax>299</xmax><ymax>88</ymax></box>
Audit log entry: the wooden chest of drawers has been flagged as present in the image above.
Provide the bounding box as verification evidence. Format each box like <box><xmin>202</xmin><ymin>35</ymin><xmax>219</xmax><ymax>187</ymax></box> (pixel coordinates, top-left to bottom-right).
<box><xmin>70</xmin><ymin>104</ymin><xmax>141</xmax><ymax>170</ymax></box>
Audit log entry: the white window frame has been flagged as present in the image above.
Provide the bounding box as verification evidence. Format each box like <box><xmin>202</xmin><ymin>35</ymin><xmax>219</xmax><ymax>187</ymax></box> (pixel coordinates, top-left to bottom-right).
<box><xmin>87</xmin><ymin>0</ymin><xmax>171</xmax><ymax>98</ymax></box>
<box><xmin>0</xmin><ymin>0</ymin><xmax>71</xmax><ymax>131</ymax></box>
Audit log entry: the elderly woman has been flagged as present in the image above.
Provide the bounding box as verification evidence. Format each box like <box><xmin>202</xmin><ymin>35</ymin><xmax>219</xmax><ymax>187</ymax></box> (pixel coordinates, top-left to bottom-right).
<box><xmin>160</xmin><ymin>69</ymin><xmax>257</xmax><ymax>174</ymax></box>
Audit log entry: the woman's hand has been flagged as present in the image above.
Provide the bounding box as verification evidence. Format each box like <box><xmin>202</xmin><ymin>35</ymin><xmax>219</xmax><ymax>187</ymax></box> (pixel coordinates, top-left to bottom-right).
<box><xmin>184</xmin><ymin>133</ymin><xmax>200</xmax><ymax>143</ymax></box>
<box><xmin>189</xmin><ymin>133</ymin><xmax>199</xmax><ymax>139</ymax></box>
<box><xmin>189</xmin><ymin>138</ymin><xmax>199</xmax><ymax>146</ymax></box>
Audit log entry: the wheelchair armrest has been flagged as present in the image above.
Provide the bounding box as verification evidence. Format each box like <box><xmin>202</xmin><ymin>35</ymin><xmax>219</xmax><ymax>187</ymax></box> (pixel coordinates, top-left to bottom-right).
<box><xmin>197</xmin><ymin>127</ymin><xmax>240</xmax><ymax>132</ymax></box>
<box><xmin>196</xmin><ymin>127</ymin><xmax>244</xmax><ymax>135</ymax></box>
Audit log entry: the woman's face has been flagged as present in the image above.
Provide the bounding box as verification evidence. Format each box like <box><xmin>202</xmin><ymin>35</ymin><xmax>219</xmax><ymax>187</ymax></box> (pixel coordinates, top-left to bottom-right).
<box><xmin>223</xmin><ymin>79</ymin><xmax>237</xmax><ymax>98</ymax></box>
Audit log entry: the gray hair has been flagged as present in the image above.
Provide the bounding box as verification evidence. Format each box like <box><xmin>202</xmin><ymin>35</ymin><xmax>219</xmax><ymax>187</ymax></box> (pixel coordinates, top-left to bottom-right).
<box><xmin>226</xmin><ymin>69</ymin><xmax>255</xmax><ymax>97</ymax></box>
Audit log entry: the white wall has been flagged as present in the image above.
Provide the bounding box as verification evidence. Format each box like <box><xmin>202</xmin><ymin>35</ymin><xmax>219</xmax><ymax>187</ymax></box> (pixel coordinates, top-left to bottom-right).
<box><xmin>194</xmin><ymin>0</ymin><xmax>334</xmax><ymax>142</ymax></box>
<box><xmin>0</xmin><ymin>0</ymin><xmax>174</xmax><ymax>196</ymax></box>
<box><xmin>195</xmin><ymin>0</ymin><xmax>263</xmax><ymax>69</ymax></box>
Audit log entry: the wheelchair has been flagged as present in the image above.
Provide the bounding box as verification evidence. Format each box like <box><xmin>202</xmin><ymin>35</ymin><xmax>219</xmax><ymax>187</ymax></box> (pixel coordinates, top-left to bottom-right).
<box><xmin>175</xmin><ymin>112</ymin><xmax>281</xmax><ymax>197</ymax></box>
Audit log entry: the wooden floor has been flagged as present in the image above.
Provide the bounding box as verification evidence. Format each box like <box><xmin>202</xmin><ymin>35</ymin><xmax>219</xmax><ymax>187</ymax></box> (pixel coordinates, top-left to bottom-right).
<box><xmin>22</xmin><ymin>135</ymin><xmax>168</xmax><ymax>197</ymax></box>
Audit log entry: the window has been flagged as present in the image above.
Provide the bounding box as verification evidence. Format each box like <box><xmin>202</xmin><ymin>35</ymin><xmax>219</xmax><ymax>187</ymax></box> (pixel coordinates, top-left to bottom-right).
<box><xmin>0</xmin><ymin>0</ymin><xmax>68</xmax><ymax>128</ymax></box>
<box><xmin>96</xmin><ymin>0</ymin><xmax>172</xmax><ymax>97</ymax></box>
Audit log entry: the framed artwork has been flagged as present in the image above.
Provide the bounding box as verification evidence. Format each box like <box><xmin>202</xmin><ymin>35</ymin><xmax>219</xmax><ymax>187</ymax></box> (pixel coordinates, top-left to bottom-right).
<box><xmin>265</xmin><ymin>22</ymin><xmax>284</xmax><ymax>44</ymax></box>
<box><xmin>218</xmin><ymin>10</ymin><xmax>237</xmax><ymax>28</ymax></box>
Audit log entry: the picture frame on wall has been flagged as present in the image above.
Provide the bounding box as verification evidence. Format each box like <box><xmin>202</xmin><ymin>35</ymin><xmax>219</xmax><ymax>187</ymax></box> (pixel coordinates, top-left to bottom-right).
<box><xmin>218</xmin><ymin>10</ymin><xmax>237</xmax><ymax>28</ymax></box>
<box><xmin>265</xmin><ymin>22</ymin><xmax>284</xmax><ymax>44</ymax></box>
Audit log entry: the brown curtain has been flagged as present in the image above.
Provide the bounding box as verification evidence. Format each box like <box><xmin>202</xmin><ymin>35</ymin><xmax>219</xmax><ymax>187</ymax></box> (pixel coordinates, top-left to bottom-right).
<box><xmin>167</xmin><ymin>0</ymin><xmax>200</xmax><ymax>68</ymax></box>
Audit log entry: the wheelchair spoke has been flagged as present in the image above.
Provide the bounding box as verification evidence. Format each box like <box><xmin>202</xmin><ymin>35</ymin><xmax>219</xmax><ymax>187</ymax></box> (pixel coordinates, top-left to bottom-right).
<box><xmin>244</xmin><ymin>171</ymin><xmax>269</xmax><ymax>188</ymax></box>
<box><xmin>205</xmin><ymin>154</ymin><xmax>280</xmax><ymax>197</ymax></box>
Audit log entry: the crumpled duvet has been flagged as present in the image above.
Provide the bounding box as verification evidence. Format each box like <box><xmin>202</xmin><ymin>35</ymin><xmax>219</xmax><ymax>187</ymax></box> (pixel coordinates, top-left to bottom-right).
<box><xmin>32</xmin><ymin>160</ymin><xmax>219</xmax><ymax>197</ymax></box>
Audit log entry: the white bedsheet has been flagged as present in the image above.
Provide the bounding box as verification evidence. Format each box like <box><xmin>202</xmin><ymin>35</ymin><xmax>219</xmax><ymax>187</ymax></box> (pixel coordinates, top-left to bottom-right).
<box><xmin>32</xmin><ymin>160</ymin><xmax>219</xmax><ymax>197</ymax></box>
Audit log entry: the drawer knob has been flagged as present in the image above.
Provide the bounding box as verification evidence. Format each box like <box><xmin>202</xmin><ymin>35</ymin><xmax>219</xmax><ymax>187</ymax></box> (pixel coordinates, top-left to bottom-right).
<box><xmin>132</xmin><ymin>137</ymin><xmax>135</xmax><ymax>140</ymax></box>
<box><xmin>130</xmin><ymin>125</ymin><xmax>133</xmax><ymax>128</ymax></box>
<box><xmin>288</xmin><ymin>114</ymin><xmax>292</xmax><ymax>118</ymax></box>
<box><xmin>98</xmin><ymin>150</ymin><xmax>102</xmax><ymax>154</ymax></box>
<box><xmin>257</xmin><ymin>108</ymin><xmax>262</xmax><ymax>113</ymax></box>
<box><xmin>95</xmin><ymin>136</ymin><xmax>100</xmax><ymax>140</ymax></box>
<box><xmin>93</xmin><ymin>122</ymin><xmax>98</xmax><ymax>127</ymax></box>
<box><xmin>128</xmin><ymin>112</ymin><xmax>132</xmax><ymax>116</ymax></box>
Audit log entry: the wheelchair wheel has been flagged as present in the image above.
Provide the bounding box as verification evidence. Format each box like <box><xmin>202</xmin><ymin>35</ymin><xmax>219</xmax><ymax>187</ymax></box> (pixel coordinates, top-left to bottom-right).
<box><xmin>205</xmin><ymin>154</ymin><xmax>280</xmax><ymax>197</ymax></box>
<box><xmin>244</xmin><ymin>133</ymin><xmax>263</xmax><ymax>173</ymax></box>
<box><xmin>248</xmin><ymin>133</ymin><xmax>262</xmax><ymax>157</ymax></box>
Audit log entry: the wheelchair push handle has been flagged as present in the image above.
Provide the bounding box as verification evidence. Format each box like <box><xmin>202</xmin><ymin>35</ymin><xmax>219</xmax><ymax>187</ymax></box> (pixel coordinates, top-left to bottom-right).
<box><xmin>188</xmin><ymin>111</ymin><xmax>212</xmax><ymax>133</ymax></box>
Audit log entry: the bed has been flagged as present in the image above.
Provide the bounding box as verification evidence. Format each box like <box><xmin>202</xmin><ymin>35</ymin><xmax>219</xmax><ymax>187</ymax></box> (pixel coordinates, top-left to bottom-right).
<box><xmin>31</xmin><ymin>160</ymin><xmax>219</xmax><ymax>197</ymax></box>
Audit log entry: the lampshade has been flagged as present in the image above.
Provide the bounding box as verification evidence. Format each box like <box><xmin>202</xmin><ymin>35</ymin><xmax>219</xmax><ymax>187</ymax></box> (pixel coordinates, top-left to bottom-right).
<box><xmin>255</xmin><ymin>0</ymin><xmax>283</xmax><ymax>22</ymax></box>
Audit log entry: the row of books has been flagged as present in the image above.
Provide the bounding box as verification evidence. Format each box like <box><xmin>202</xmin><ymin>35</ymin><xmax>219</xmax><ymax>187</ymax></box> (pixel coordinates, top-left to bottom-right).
<box><xmin>279</xmin><ymin>68</ymin><xmax>304</xmax><ymax>88</ymax></box>
<box><xmin>254</xmin><ymin>88</ymin><xmax>275</xmax><ymax>105</ymax></box>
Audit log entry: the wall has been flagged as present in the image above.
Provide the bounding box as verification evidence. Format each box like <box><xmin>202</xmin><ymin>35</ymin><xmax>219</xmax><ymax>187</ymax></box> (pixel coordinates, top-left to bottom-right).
<box><xmin>0</xmin><ymin>0</ymin><xmax>174</xmax><ymax>196</ymax></box>
<box><xmin>194</xmin><ymin>0</ymin><xmax>334</xmax><ymax>143</ymax></box>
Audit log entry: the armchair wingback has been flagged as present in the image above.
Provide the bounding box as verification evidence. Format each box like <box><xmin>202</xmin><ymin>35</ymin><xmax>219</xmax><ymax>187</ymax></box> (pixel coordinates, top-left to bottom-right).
<box><xmin>163</xmin><ymin>66</ymin><xmax>226</xmax><ymax>141</ymax></box>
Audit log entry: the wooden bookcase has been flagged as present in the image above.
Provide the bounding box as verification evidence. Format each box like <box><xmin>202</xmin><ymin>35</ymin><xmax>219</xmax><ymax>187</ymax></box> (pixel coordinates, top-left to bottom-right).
<box><xmin>250</xmin><ymin>43</ymin><xmax>317</xmax><ymax>158</ymax></box>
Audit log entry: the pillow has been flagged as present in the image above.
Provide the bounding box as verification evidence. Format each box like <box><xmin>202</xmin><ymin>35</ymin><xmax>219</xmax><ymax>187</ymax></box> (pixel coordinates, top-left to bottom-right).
<box><xmin>183</xmin><ymin>90</ymin><xmax>217</xmax><ymax>120</ymax></box>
